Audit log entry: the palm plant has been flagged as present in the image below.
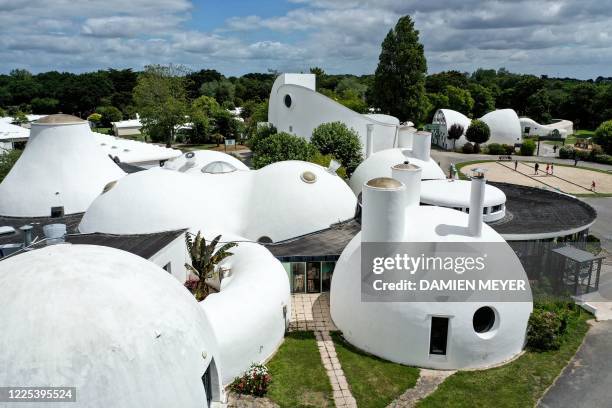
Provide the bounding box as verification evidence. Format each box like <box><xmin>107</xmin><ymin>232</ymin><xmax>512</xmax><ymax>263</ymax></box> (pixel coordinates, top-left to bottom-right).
<box><xmin>185</xmin><ymin>231</ymin><xmax>237</xmax><ymax>301</ymax></box>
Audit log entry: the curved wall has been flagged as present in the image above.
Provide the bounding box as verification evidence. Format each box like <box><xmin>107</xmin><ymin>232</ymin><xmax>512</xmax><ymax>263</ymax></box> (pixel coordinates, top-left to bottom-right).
<box><xmin>269</xmin><ymin>74</ymin><xmax>399</xmax><ymax>154</ymax></box>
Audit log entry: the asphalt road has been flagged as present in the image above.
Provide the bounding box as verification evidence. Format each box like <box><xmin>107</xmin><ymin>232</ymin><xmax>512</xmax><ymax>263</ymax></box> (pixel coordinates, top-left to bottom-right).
<box><xmin>539</xmin><ymin>321</ymin><xmax>612</xmax><ymax>408</ymax></box>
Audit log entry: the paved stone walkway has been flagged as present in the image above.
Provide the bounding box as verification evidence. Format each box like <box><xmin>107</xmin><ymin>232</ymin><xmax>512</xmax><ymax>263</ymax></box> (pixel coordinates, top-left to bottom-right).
<box><xmin>290</xmin><ymin>293</ymin><xmax>356</xmax><ymax>407</ymax></box>
<box><xmin>386</xmin><ymin>369</ymin><xmax>455</xmax><ymax>408</ymax></box>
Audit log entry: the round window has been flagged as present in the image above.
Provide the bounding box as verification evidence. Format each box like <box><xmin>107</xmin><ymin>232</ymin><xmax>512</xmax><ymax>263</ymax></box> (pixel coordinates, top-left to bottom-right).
<box><xmin>284</xmin><ymin>94</ymin><xmax>292</xmax><ymax>108</ymax></box>
<box><xmin>473</xmin><ymin>306</ymin><xmax>496</xmax><ymax>333</ymax></box>
<box><xmin>300</xmin><ymin>171</ymin><xmax>317</xmax><ymax>184</ymax></box>
<box><xmin>257</xmin><ymin>236</ymin><xmax>273</xmax><ymax>244</ymax></box>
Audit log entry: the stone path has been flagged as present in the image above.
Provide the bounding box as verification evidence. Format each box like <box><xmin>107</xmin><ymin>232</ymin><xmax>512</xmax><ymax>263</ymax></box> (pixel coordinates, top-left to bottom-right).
<box><xmin>290</xmin><ymin>293</ymin><xmax>357</xmax><ymax>407</ymax></box>
<box><xmin>386</xmin><ymin>369</ymin><xmax>455</xmax><ymax>407</ymax></box>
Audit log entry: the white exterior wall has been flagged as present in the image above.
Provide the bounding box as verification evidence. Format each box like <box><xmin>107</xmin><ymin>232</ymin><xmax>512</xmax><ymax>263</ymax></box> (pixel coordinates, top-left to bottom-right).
<box><xmin>148</xmin><ymin>235</ymin><xmax>190</xmax><ymax>282</ymax></box>
<box><xmin>0</xmin><ymin>245</ymin><xmax>224</xmax><ymax>407</ymax></box>
<box><xmin>200</xmin><ymin>233</ymin><xmax>290</xmax><ymax>384</ymax></box>
<box><xmin>480</xmin><ymin>109</ymin><xmax>523</xmax><ymax>146</ymax></box>
<box><xmin>331</xmin><ymin>206</ymin><xmax>532</xmax><ymax>369</ymax></box>
<box><xmin>269</xmin><ymin>74</ymin><xmax>399</xmax><ymax>154</ymax></box>
<box><xmin>520</xmin><ymin>117</ymin><xmax>573</xmax><ymax>138</ymax></box>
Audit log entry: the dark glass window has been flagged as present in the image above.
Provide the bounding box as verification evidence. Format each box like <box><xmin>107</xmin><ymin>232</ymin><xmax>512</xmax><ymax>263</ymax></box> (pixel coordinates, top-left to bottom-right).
<box><xmin>429</xmin><ymin>316</ymin><xmax>449</xmax><ymax>355</ymax></box>
<box><xmin>473</xmin><ymin>307</ymin><xmax>495</xmax><ymax>333</ymax></box>
<box><xmin>284</xmin><ymin>94</ymin><xmax>292</xmax><ymax>108</ymax></box>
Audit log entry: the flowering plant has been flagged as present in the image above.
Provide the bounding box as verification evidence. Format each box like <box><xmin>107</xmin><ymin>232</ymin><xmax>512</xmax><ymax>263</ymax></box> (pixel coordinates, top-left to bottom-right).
<box><xmin>229</xmin><ymin>363</ymin><xmax>271</xmax><ymax>397</ymax></box>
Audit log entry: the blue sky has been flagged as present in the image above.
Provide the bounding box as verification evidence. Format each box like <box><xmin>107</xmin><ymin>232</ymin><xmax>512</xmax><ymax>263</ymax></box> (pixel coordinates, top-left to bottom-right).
<box><xmin>1</xmin><ymin>0</ymin><xmax>611</xmax><ymax>78</ymax></box>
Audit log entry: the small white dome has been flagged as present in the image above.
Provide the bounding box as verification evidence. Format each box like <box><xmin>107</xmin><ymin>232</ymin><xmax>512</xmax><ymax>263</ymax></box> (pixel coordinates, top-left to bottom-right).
<box><xmin>480</xmin><ymin>109</ymin><xmax>522</xmax><ymax>146</ymax></box>
<box><xmin>349</xmin><ymin>148</ymin><xmax>445</xmax><ymax>195</ymax></box>
<box><xmin>0</xmin><ymin>244</ymin><xmax>222</xmax><ymax>407</ymax></box>
<box><xmin>202</xmin><ymin>161</ymin><xmax>238</xmax><ymax>174</ymax></box>
<box><xmin>164</xmin><ymin>150</ymin><xmax>248</xmax><ymax>173</ymax></box>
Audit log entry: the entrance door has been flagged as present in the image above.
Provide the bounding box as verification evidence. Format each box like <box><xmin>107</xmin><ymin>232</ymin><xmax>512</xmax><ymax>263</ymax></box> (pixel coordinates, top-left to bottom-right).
<box><xmin>306</xmin><ymin>262</ymin><xmax>321</xmax><ymax>293</ymax></box>
<box><xmin>202</xmin><ymin>366</ymin><xmax>212</xmax><ymax>407</ymax></box>
<box><xmin>429</xmin><ymin>317</ymin><xmax>449</xmax><ymax>355</ymax></box>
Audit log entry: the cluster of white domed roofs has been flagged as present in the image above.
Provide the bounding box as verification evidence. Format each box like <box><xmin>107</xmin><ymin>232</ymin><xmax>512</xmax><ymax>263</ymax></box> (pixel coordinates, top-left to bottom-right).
<box><xmin>0</xmin><ymin>114</ymin><xmax>126</xmax><ymax>217</ymax></box>
<box><xmin>93</xmin><ymin>132</ymin><xmax>182</xmax><ymax>166</ymax></box>
<box><xmin>332</xmin><ymin>165</ymin><xmax>532</xmax><ymax>369</ymax></box>
<box><xmin>80</xmin><ymin>160</ymin><xmax>356</xmax><ymax>243</ymax></box>
<box><xmin>0</xmin><ymin>245</ymin><xmax>225</xmax><ymax>407</ymax></box>
<box><xmin>432</xmin><ymin>108</ymin><xmax>523</xmax><ymax>150</ymax></box>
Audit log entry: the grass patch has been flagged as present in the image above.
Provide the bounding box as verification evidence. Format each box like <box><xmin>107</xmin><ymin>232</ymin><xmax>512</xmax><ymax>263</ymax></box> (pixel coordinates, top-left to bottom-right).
<box><xmin>175</xmin><ymin>143</ymin><xmax>218</xmax><ymax>152</ymax></box>
<box><xmin>331</xmin><ymin>331</ymin><xmax>420</xmax><ymax>408</ymax></box>
<box><xmin>266</xmin><ymin>331</ymin><xmax>334</xmax><ymax>408</ymax></box>
<box><xmin>417</xmin><ymin>308</ymin><xmax>591</xmax><ymax>408</ymax></box>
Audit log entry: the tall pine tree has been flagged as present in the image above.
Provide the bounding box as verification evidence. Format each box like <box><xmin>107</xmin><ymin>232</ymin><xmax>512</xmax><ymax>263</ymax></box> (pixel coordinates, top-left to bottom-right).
<box><xmin>372</xmin><ymin>16</ymin><xmax>428</xmax><ymax>123</ymax></box>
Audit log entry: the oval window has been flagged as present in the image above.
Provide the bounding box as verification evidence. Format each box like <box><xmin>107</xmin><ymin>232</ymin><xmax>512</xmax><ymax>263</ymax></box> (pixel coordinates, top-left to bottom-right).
<box><xmin>284</xmin><ymin>94</ymin><xmax>292</xmax><ymax>108</ymax></box>
<box><xmin>473</xmin><ymin>306</ymin><xmax>496</xmax><ymax>333</ymax></box>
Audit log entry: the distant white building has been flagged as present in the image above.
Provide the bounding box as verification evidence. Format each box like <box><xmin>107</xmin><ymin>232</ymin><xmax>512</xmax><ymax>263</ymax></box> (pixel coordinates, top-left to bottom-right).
<box><xmin>432</xmin><ymin>108</ymin><xmax>523</xmax><ymax>150</ymax></box>
<box><xmin>268</xmin><ymin>73</ymin><xmax>400</xmax><ymax>155</ymax></box>
<box><xmin>0</xmin><ymin>121</ymin><xmax>29</xmax><ymax>151</ymax></box>
<box><xmin>112</xmin><ymin>117</ymin><xmax>142</xmax><ymax>137</ymax></box>
<box><xmin>519</xmin><ymin>117</ymin><xmax>573</xmax><ymax>138</ymax></box>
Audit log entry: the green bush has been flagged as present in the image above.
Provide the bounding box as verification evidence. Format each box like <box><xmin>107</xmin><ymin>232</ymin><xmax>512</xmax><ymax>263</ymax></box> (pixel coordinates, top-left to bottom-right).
<box><xmin>309</xmin><ymin>151</ymin><xmax>347</xmax><ymax>179</ymax></box>
<box><xmin>251</xmin><ymin>132</ymin><xmax>316</xmax><ymax>169</ymax></box>
<box><xmin>576</xmin><ymin>149</ymin><xmax>590</xmax><ymax>160</ymax></box>
<box><xmin>593</xmin><ymin>153</ymin><xmax>612</xmax><ymax>165</ymax></box>
<box><xmin>594</xmin><ymin>119</ymin><xmax>612</xmax><ymax>154</ymax></box>
<box><xmin>520</xmin><ymin>139</ymin><xmax>536</xmax><ymax>156</ymax></box>
<box><xmin>465</xmin><ymin>119</ymin><xmax>490</xmax><ymax>151</ymax></box>
<box><xmin>311</xmin><ymin>121</ymin><xmax>363</xmax><ymax>176</ymax></box>
<box><xmin>0</xmin><ymin>149</ymin><xmax>22</xmax><ymax>182</ymax></box>
<box><xmin>486</xmin><ymin>143</ymin><xmax>505</xmax><ymax>155</ymax></box>
<box><xmin>559</xmin><ymin>145</ymin><xmax>575</xmax><ymax>159</ymax></box>
<box><xmin>527</xmin><ymin>309</ymin><xmax>562</xmax><ymax>351</ymax></box>
<box><xmin>461</xmin><ymin>142</ymin><xmax>474</xmax><ymax>154</ymax></box>
<box><xmin>503</xmin><ymin>144</ymin><xmax>515</xmax><ymax>155</ymax></box>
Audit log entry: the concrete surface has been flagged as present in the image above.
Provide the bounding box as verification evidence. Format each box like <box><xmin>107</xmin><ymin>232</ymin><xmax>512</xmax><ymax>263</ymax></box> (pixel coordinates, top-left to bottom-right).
<box><xmin>539</xmin><ymin>321</ymin><xmax>612</xmax><ymax>408</ymax></box>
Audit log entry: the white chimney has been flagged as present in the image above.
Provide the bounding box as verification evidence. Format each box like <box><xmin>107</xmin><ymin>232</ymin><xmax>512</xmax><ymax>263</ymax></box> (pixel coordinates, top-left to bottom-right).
<box><xmin>468</xmin><ymin>169</ymin><xmax>487</xmax><ymax>237</ymax></box>
<box><xmin>412</xmin><ymin>132</ymin><xmax>432</xmax><ymax>161</ymax></box>
<box><xmin>391</xmin><ymin>162</ymin><xmax>422</xmax><ymax>208</ymax></box>
<box><xmin>397</xmin><ymin>126</ymin><xmax>415</xmax><ymax>149</ymax></box>
<box><xmin>362</xmin><ymin>177</ymin><xmax>405</xmax><ymax>242</ymax></box>
<box><xmin>365</xmin><ymin>124</ymin><xmax>374</xmax><ymax>158</ymax></box>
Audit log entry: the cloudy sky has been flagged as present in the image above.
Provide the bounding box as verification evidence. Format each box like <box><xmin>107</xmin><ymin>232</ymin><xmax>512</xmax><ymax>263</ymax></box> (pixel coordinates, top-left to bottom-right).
<box><xmin>1</xmin><ymin>0</ymin><xmax>611</xmax><ymax>78</ymax></box>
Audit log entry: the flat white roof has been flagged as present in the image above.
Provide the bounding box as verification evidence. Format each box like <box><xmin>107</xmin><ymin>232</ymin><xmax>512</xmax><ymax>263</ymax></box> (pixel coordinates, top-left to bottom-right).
<box><xmin>420</xmin><ymin>179</ymin><xmax>506</xmax><ymax>208</ymax></box>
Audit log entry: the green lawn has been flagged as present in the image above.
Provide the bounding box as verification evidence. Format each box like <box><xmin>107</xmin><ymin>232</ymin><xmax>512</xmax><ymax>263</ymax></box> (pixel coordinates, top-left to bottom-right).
<box><xmin>417</xmin><ymin>309</ymin><xmax>591</xmax><ymax>408</ymax></box>
<box><xmin>175</xmin><ymin>143</ymin><xmax>218</xmax><ymax>152</ymax></box>
<box><xmin>266</xmin><ymin>331</ymin><xmax>334</xmax><ymax>407</ymax></box>
<box><xmin>331</xmin><ymin>331</ymin><xmax>420</xmax><ymax>408</ymax></box>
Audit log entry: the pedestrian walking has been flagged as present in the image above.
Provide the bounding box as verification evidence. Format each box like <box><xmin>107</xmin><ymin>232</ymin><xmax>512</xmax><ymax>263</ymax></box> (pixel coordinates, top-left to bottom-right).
<box><xmin>592</xmin><ymin>180</ymin><xmax>596</xmax><ymax>192</ymax></box>
<box><xmin>546</xmin><ymin>164</ymin><xmax>550</xmax><ymax>175</ymax></box>
<box><xmin>514</xmin><ymin>160</ymin><xmax>518</xmax><ymax>171</ymax></box>
<box><xmin>553</xmin><ymin>145</ymin><xmax>558</xmax><ymax>154</ymax></box>
<box><xmin>550</xmin><ymin>164</ymin><xmax>554</xmax><ymax>175</ymax></box>
<box><xmin>534</xmin><ymin>163</ymin><xmax>539</xmax><ymax>174</ymax></box>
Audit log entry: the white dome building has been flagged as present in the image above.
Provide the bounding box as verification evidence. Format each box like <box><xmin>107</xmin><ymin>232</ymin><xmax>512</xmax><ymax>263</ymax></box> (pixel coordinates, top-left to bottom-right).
<box><xmin>349</xmin><ymin>134</ymin><xmax>445</xmax><ymax>195</ymax></box>
<box><xmin>332</xmin><ymin>166</ymin><xmax>532</xmax><ymax>369</ymax></box>
<box><xmin>80</xmin><ymin>161</ymin><xmax>357</xmax><ymax>243</ymax></box>
<box><xmin>0</xmin><ymin>245</ymin><xmax>224</xmax><ymax>407</ymax></box>
<box><xmin>0</xmin><ymin>114</ymin><xmax>125</xmax><ymax>217</ymax></box>
<box><xmin>432</xmin><ymin>108</ymin><xmax>523</xmax><ymax>150</ymax></box>
<box><xmin>519</xmin><ymin>117</ymin><xmax>573</xmax><ymax>139</ymax></box>
<box><xmin>163</xmin><ymin>150</ymin><xmax>248</xmax><ymax>174</ymax></box>
<box><xmin>432</xmin><ymin>109</ymin><xmax>472</xmax><ymax>149</ymax></box>
<box><xmin>421</xmin><ymin>179</ymin><xmax>507</xmax><ymax>222</ymax></box>
<box><xmin>480</xmin><ymin>109</ymin><xmax>523</xmax><ymax>146</ymax></box>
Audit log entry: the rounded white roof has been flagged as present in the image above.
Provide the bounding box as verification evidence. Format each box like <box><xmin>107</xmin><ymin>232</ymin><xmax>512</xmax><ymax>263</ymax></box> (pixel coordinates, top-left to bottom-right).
<box><xmin>0</xmin><ymin>116</ymin><xmax>125</xmax><ymax>217</ymax></box>
<box><xmin>420</xmin><ymin>179</ymin><xmax>506</xmax><ymax>208</ymax></box>
<box><xmin>0</xmin><ymin>244</ymin><xmax>220</xmax><ymax>407</ymax></box>
<box><xmin>434</xmin><ymin>109</ymin><xmax>471</xmax><ymax>131</ymax></box>
<box><xmin>94</xmin><ymin>133</ymin><xmax>182</xmax><ymax>164</ymax></box>
<box><xmin>79</xmin><ymin>160</ymin><xmax>357</xmax><ymax>242</ymax></box>
<box><xmin>163</xmin><ymin>150</ymin><xmax>248</xmax><ymax>173</ymax></box>
<box><xmin>349</xmin><ymin>148</ymin><xmax>445</xmax><ymax>195</ymax></box>
<box><xmin>363</xmin><ymin>113</ymin><xmax>400</xmax><ymax>126</ymax></box>
<box><xmin>480</xmin><ymin>109</ymin><xmax>522</xmax><ymax>145</ymax></box>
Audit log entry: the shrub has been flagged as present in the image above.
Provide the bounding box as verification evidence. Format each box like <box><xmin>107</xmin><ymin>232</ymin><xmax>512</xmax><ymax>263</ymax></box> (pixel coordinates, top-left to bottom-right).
<box><xmin>462</xmin><ymin>142</ymin><xmax>474</xmax><ymax>154</ymax></box>
<box><xmin>252</xmin><ymin>132</ymin><xmax>316</xmax><ymax>169</ymax></box>
<box><xmin>520</xmin><ymin>139</ymin><xmax>536</xmax><ymax>156</ymax></box>
<box><xmin>559</xmin><ymin>145</ymin><xmax>575</xmax><ymax>159</ymax></box>
<box><xmin>486</xmin><ymin>143</ymin><xmax>505</xmax><ymax>155</ymax></box>
<box><xmin>576</xmin><ymin>149</ymin><xmax>590</xmax><ymax>160</ymax></box>
<box><xmin>309</xmin><ymin>151</ymin><xmax>347</xmax><ymax>179</ymax></box>
<box><xmin>465</xmin><ymin>119</ymin><xmax>490</xmax><ymax>151</ymax></box>
<box><xmin>527</xmin><ymin>309</ymin><xmax>562</xmax><ymax>351</ymax></box>
<box><xmin>311</xmin><ymin>121</ymin><xmax>363</xmax><ymax>176</ymax></box>
<box><xmin>230</xmin><ymin>363</ymin><xmax>271</xmax><ymax>397</ymax></box>
<box><xmin>503</xmin><ymin>144</ymin><xmax>515</xmax><ymax>155</ymax></box>
<box><xmin>447</xmin><ymin>123</ymin><xmax>464</xmax><ymax>150</ymax></box>
<box><xmin>593</xmin><ymin>153</ymin><xmax>612</xmax><ymax>165</ymax></box>
<box><xmin>594</xmin><ymin>119</ymin><xmax>612</xmax><ymax>154</ymax></box>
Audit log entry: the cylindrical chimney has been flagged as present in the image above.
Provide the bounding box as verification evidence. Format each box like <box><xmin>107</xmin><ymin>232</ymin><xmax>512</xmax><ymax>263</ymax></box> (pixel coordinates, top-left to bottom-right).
<box><xmin>391</xmin><ymin>162</ymin><xmax>422</xmax><ymax>208</ymax></box>
<box><xmin>412</xmin><ymin>131</ymin><xmax>432</xmax><ymax>161</ymax></box>
<box><xmin>362</xmin><ymin>177</ymin><xmax>405</xmax><ymax>242</ymax></box>
<box><xmin>397</xmin><ymin>126</ymin><xmax>415</xmax><ymax>148</ymax></box>
<box><xmin>468</xmin><ymin>169</ymin><xmax>487</xmax><ymax>237</ymax></box>
<box><xmin>19</xmin><ymin>225</ymin><xmax>33</xmax><ymax>247</ymax></box>
<box><xmin>366</xmin><ymin>124</ymin><xmax>374</xmax><ymax>158</ymax></box>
